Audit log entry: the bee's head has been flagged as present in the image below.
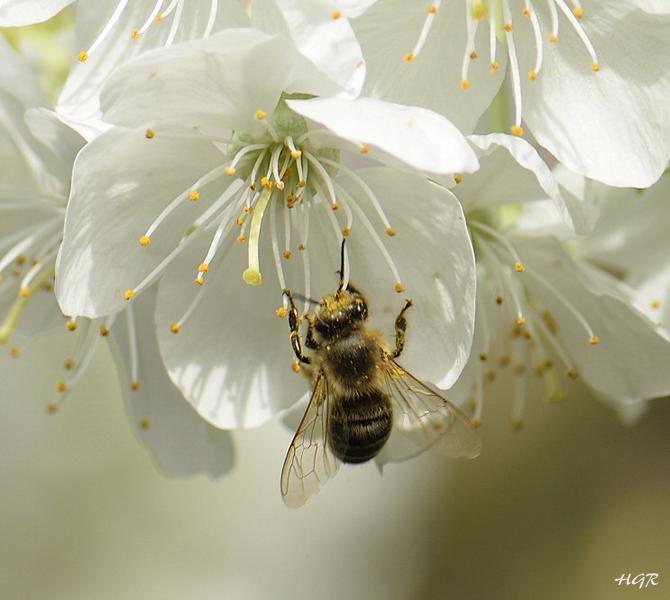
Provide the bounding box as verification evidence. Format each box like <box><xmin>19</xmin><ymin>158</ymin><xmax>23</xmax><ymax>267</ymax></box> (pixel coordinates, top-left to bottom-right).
<box><xmin>314</xmin><ymin>286</ymin><xmax>368</xmax><ymax>338</ymax></box>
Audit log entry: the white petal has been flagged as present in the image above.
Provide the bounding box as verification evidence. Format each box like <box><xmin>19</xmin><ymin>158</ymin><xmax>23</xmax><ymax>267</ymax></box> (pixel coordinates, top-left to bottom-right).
<box><xmin>330</xmin><ymin>167</ymin><xmax>477</xmax><ymax>388</ymax></box>
<box><xmin>110</xmin><ymin>287</ymin><xmax>235</xmax><ymax>477</ymax></box>
<box><xmin>0</xmin><ymin>0</ymin><xmax>73</xmax><ymax>26</ymax></box>
<box><xmin>288</xmin><ymin>97</ymin><xmax>479</xmax><ymax>175</ymax></box>
<box><xmin>155</xmin><ymin>231</ymin><xmax>309</xmax><ymax>430</ymax></box>
<box><xmin>518</xmin><ymin>2</ymin><xmax>670</xmax><ymax>187</ymax></box>
<box><xmin>464</xmin><ymin>133</ymin><xmax>597</xmax><ymax>234</ymax></box>
<box><xmin>56</xmin><ymin>127</ymin><xmax>230</xmax><ymax>318</ymax></box>
<box><xmin>516</xmin><ymin>236</ymin><xmax>670</xmax><ymax>399</ymax></box>
<box><xmin>253</xmin><ymin>0</ymin><xmax>368</xmax><ymax>96</ymax></box>
<box><xmin>101</xmin><ymin>28</ymin><xmax>342</xmax><ymax>136</ymax></box>
<box><xmin>353</xmin><ymin>0</ymin><xmax>505</xmax><ymax>132</ymax></box>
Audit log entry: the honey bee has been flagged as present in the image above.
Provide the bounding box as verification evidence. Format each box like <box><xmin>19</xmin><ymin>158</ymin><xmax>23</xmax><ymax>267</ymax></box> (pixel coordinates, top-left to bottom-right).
<box><xmin>280</xmin><ymin>243</ymin><xmax>481</xmax><ymax>507</ymax></box>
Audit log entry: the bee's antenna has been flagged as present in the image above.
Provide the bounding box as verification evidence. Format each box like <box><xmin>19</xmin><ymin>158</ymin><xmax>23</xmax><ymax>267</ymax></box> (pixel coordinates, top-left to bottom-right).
<box><xmin>337</xmin><ymin>238</ymin><xmax>346</xmax><ymax>292</ymax></box>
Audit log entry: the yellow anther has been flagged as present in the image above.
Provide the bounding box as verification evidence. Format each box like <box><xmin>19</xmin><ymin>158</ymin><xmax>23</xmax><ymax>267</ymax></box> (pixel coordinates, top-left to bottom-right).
<box><xmin>124</xmin><ymin>289</ymin><xmax>135</xmax><ymax>300</ymax></box>
<box><xmin>528</xmin><ymin>70</ymin><xmax>538</xmax><ymax>81</ymax></box>
<box><xmin>56</xmin><ymin>380</ymin><xmax>67</xmax><ymax>393</ymax></box>
<box><xmin>224</xmin><ymin>166</ymin><xmax>236</xmax><ymax>176</ymax></box>
<box><xmin>9</xmin><ymin>347</ymin><xmax>19</xmax><ymax>358</ymax></box>
<box><xmin>46</xmin><ymin>403</ymin><xmax>59</xmax><ymax>414</ymax></box>
<box><xmin>548</xmin><ymin>33</ymin><xmax>558</xmax><ymax>43</ymax></box>
<box><xmin>195</xmin><ymin>276</ymin><xmax>205</xmax><ymax>285</ymax></box>
<box><xmin>514</xmin><ymin>261</ymin><xmax>525</xmax><ymax>272</ymax></box>
<box><xmin>298</xmin><ymin>243</ymin><xmax>306</xmax><ymax>251</ymax></box>
<box><xmin>428</xmin><ymin>5</ymin><xmax>438</xmax><ymax>13</ymax></box>
<box><xmin>255</xmin><ymin>109</ymin><xmax>267</xmax><ymax>120</ymax></box>
<box><xmin>503</xmin><ymin>23</ymin><xmax>513</xmax><ymax>32</ymax></box>
<box><xmin>403</xmin><ymin>52</ymin><xmax>415</xmax><ymax>63</ymax></box>
<box><xmin>131</xmin><ymin>28</ymin><xmax>141</xmax><ymax>40</ymax></box>
<box><xmin>470</xmin><ymin>418</ymin><xmax>481</xmax><ymax>429</ymax></box>
<box><xmin>198</xmin><ymin>262</ymin><xmax>209</xmax><ymax>273</ymax></box>
<box><xmin>511</xmin><ymin>418</ymin><xmax>523</xmax><ymax>431</ymax></box>
<box><xmin>99</xmin><ymin>325</ymin><xmax>110</xmax><ymax>336</ymax></box>
<box><xmin>276</xmin><ymin>181</ymin><xmax>285</xmax><ymax>190</ymax></box>
<box><xmin>479</xmin><ymin>353</ymin><xmax>488</xmax><ymax>362</ymax></box>
<box><xmin>237</xmin><ymin>235</ymin><xmax>246</xmax><ymax>243</ymax></box>
<box><xmin>170</xmin><ymin>322</ymin><xmax>181</xmax><ymax>334</ymax></box>
<box><xmin>139</xmin><ymin>418</ymin><xmax>150</xmax><ymax>429</ymax></box>
<box><xmin>18</xmin><ymin>287</ymin><xmax>30</xmax><ymax>298</ymax></box>
<box><xmin>242</xmin><ymin>268</ymin><xmax>262</xmax><ymax>285</ymax></box>
<box><xmin>145</xmin><ymin>129</ymin><xmax>155</xmax><ymax>139</ymax></box>
<box><xmin>16</xmin><ymin>255</ymin><xmax>25</xmax><ymax>266</ymax></box>
<box><xmin>515</xmin><ymin>316</ymin><xmax>526</xmax><ymax>326</ymax></box>
<box><xmin>490</xmin><ymin>60</ymin><xmax>500</xmax><ymax>72</ymax></box>
<box><xmin>139</xmin><ymin>235</ymin><xmax>151</xmax><ymax>247</ymax></box>
<box><xmin>283</xmin><ymin>250</ymin><xmax>292</xmax><ymax>259</ymax></box>
<box><xmin>472</xmin><ymin>0</ymin><xmax>487</xmax><ymax>18</ymax></box>
<box><xmin>460</xmin><ymin>79</ymin><xmax>471</xmax><ymax>90</ymax></box>
<box><xmin>155</xmin><ymin>12</ymin><xmax>162</xmax><ymax>21</ymax></box>
<box><xmin>331</xmin><ymin>202</ymin><xmax>340</xmax><ymax>210</ymax></box>
<box><xmin>566</xmin><ymin>368</ymin><xmax>578</xmax><ymax>379</ymax></box>
<box><xmin>386</xmin><ymin>227</ymin><xmax>396</xmax><ymax>237</ymax></box>
<box><xmin>291</xmin><ymin>361</ymin><xmax>301</xmax><ymax>373</ymax></box>
<box><xmin>394</xmin><ymin>282</ymin><xmax>405</xmax><ymax>293</ymax></box>
<box><xmin>650</xmin><ymin>299</ymin><xmax>661</xmax><ymax>309</ymax></box>
<box><xmin>244</xmin><ymin>206</ymin><xmax>252</xmax><ymax>213</ymax></box>
<box><xmin>78</xmin><ymin>51</ymin><xmax>88</xmax><ymax>62</ymax></box>
<box><xmin>64</xmin><ymin>359</ymin><xmax>74</xmax><ymax>370</ymax></box>
<box><xmin>572</xmin><ymin>7</ymin><xmax>583</xmax><ymax>17</ymax></box>
<box><xmin>588</xmin><ymin>335</ymin><xmax>600</xmax><ymax>345</ymax></box>
<box><xmin>66</xmin><ymin>320</ymin><xmax>77</xmax><ymax>331</ymax></box>
<box><xmin>511</xmin><ymin>125</ymin><xmax>524</xmax><ymax>137</ymax></box>
<box><xmin>470</xmin><ymin>51</ymin><xmax>478</xmax><ymax>60</ymax></box>
<box><xmin>454</xmin><ymin>174</ymin><xmax>463</xmax><ymax>184</ymax></box>
<box><xmin>276</xmin><ymin>307</ymin><xmax>288</xmax><ymax>318</ymax></box>
<box><xmin>342</xmin><ymin>227</ymin><xmax>351</xmax><ymax>237</ymax></box>
<box><xmin>290</xmin><ymin>149</ymin><xmax>302</xmax><ymax>159</ymax></box>
<box><xmin>260</xmin><ymin>176</ymin><xmax>270</xmax><ymax>188</ymax></box>
<box><xmin>331</xmin><ymin>9</ymin><xmax>342</xmax><ymax>19</ymax></box>
<box><xmin>298</xmin><ymin>180</ymin><xmax>306</xmax><ymax>188</ymax></box>
<box><xmin>249</xmin><ymin>182</ymin><xmax>257</xmax><ymax>191</ymax></box>
<box><xmin>359</xmin><ymin>144</ymin><xmax>369</xmax><ymax>154</ymax></box>
<box><xmin>591</xmin><ymin>62</ymin><xmax>600</xmax><ymax>72</ymax></box>
<box><xmin>496</xmin><ymin>296</ymin><xmax>504</xmax><ymax>305</ymax></box>
<box><xmin>522</xmin><ymin>7</ymin><xmax>530</xmax><ymax>17</ymax></box>
<box><xmin>189</xmin><ymin>190</ymin><xmax>200</xmax><ymax>201</ymax></box>
<box><xmin>236</xmin><ymin>216</ymin><xmax>245</xmax><ymax>227</ymax></box>
<box><xmin>131</xmin><ymin>380</ymin><xmax>141</xmax><ymax>391</ymax></box>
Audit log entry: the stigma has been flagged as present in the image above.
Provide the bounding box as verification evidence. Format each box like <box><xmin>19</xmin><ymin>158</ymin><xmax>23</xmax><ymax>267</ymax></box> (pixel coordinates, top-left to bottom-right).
<box><xmin>404</xmin><ymin>0</ymin><xmax>601</xmax><ymax>134</ymax></box>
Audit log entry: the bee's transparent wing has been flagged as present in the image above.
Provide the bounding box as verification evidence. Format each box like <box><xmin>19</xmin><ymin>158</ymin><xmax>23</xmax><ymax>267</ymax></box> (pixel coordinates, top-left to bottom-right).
<box><xmin>377</xmin><ymin>358</ymin><xmax>481</xmax><ymax>464</ymax></box>
<box><xmin>280</xmin><ymin>373</ymin><xmax>342</xmax><ymax>508</ymax></box>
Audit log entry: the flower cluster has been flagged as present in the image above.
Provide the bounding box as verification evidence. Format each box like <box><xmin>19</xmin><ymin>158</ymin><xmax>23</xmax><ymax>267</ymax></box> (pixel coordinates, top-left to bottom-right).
<box><xmin>1</xmin><ymin>0</ymin><xmax>669</xmax><ymax>477</ymax></box>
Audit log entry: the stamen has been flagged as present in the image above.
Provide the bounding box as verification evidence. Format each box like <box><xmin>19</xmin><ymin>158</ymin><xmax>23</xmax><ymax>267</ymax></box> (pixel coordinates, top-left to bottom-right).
<box><xmin>501</xmin><ymin>0</ymin><xmax>523</xmax><ymax>134</ymax></box>
<box><xmin>510</xmin><ymin>337</ymin><xmax>529</xmax><ymax>430</ymax></box>
<box><xmin>524</xmin><ymin>268</ymin><xmax>599</xmax><ymax>345</ymax></box>
<box><xmin>78</xmin><ymin>0</ymin><xmax>130</xmax><ymax>61</ymax></box>
<box><xmin>546</xmin><ymin>0</ymin><xmax>559</xmax><ymax>41</ymax></box>
<box><xmin>204</xmin><ymin>0</ymin><xmax>218</xmax><ymax>38</ymax></box>
<box><xmin>524</xmin><ymin>0</ymin><xmax>544</xmax><ymax>79</ymax></box>
<box><xmin>243</xmin><ymin>187</ymin><xmax>273</xmax><ymax>285</ymax></box>
<box><xmin>478</xmin><ymin>239</ymin><xmax>526</xmax><ymax>325</ymax></box>
<box><xmin>229</xmin><ymin>143</ymin><xmax>269</xmax><ymax>174</ymax></box>
<box><xmin>269</xmin><ymin>195</ymin><xmax>288</xmax><ymax>290</ymax></box>
<box><xmin>164</xmin><ymin>0</ymin><xmax>184</xmax><ymax>47</ymax></box>
<box><xmin>304</xmin><ymin>151</ymin><xmax>339</xmax><ymax>207</ymax></box>
<box><xmin>552</xmin><ymin>0</ymin><xmax>599</xmax><ymax>68</ymax></box>
<box><xmin>404</xmin><ymin>0</ymin><xmax>442</xmax><ymax>62</ymax></box>
<box><xmin>320</xmin><ymin>158</ymin><xmax>396</xmax><ymax>234</ymax></box>
<box><xmin>470</xmin><ymin>220</ymin><xmax>525</xmax><ymax>270</ymax></box>
<box><xmin>488</xmin><ymin>5</ymin><xmax>498</xmax><ymax>70</ymax></box>
<box><xmin>461</xmin><ymin>0</ymin><xmax>480</xmax><ymax>89</ymax></box>
<box><xmin>529</xmin><ymin>305</ymin><xmax>576</xmax><ymax>375</ymax></box>
<box><xmin>135</xmin><ymin>0</ymin><xmax>165</xmax><ymax>36</ymax></box>
<box><xmin>299</xmin><ymin>203</ymin><xmax>311</xmax><ymax>314</ymax></box>
<box><xmin>125</xmin><ymin>305</ymin><xmax>140</xmax><ymax>388</ymax></box>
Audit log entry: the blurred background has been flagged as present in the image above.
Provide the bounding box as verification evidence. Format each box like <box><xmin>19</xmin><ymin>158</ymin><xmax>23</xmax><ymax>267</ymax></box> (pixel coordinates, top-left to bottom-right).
<box><xmin>1</xmin><ymin>333</ymin><xmax>668</xmax><ymax>600</ymax></box>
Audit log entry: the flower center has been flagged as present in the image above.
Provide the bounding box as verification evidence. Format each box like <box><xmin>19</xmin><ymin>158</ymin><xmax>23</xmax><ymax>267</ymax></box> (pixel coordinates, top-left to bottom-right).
<box><xmin>466</xmin><ymin>217</ymin><xmax>600</xmax><ymax>427</ymax></box>
<box><xmin>77</xmin><ymin>0</ymin><xmax>221</xmax><ymax>63</ymax></box>
<box><xmin>404</xmin><ymin>0</ymin><xmax>600</xmax><ymax>135</ymax></box>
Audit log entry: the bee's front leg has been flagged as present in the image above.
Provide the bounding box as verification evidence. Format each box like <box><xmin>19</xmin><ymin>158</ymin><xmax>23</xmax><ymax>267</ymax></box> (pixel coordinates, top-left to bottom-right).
<box><xmin>283</xmin><ymin>289</ymin><xmax>311</xmax><ymax>364</ymax></box>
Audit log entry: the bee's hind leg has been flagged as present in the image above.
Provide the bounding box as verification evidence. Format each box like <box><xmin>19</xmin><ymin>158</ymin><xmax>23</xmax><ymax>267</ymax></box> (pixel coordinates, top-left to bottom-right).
<box><xmin>391</xmin><ymin>299</ymin><xmax>413</xmax><ymax>358</ymax></box>
<box><xmin>283</xmin><ymin>289</ymin><xmax>311</xmax><ymax>364</ymax></box>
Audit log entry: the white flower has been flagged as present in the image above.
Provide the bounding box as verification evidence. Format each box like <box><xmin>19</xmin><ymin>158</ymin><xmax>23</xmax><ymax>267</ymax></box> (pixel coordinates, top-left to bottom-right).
<box><xmin>352</xmin><ymin>0</ymin><xmax>670</xmax><ymax>187</ymax></box>
<box><xmin>55</xmin><ymin>0</ymin><xmax>248</xmax><ymax>139</ymax></box>
<box><xmin>0</xmin><ymin>39</ymin><xmax>232</xmax><ymax>476</ymax></box>
<box><xmin>56</xmin><ymin>28</ymin><xmax>479</xmax><ymax>429</ymax></box>
<box><xmin>448</xmin><ymin>145</ymin><xmax>670</xmax><ymax>427</ymax></box>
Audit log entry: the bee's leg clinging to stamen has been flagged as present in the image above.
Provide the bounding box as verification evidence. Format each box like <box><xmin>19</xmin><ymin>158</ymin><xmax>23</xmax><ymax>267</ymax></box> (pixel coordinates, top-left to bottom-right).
<box><xmin>391</xmin><ymin>299</ymin><xmax>413</xmax><ymax>358</ymax></box>
<box><xmin>283</xmin><ymin>289</ymin><xmax>311</xmax><ymax>364</ymax></box>
<box><xmin>305</xmin><ymin>316</ymin><xmax>320</xmax><ymax>351</ymax></box>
